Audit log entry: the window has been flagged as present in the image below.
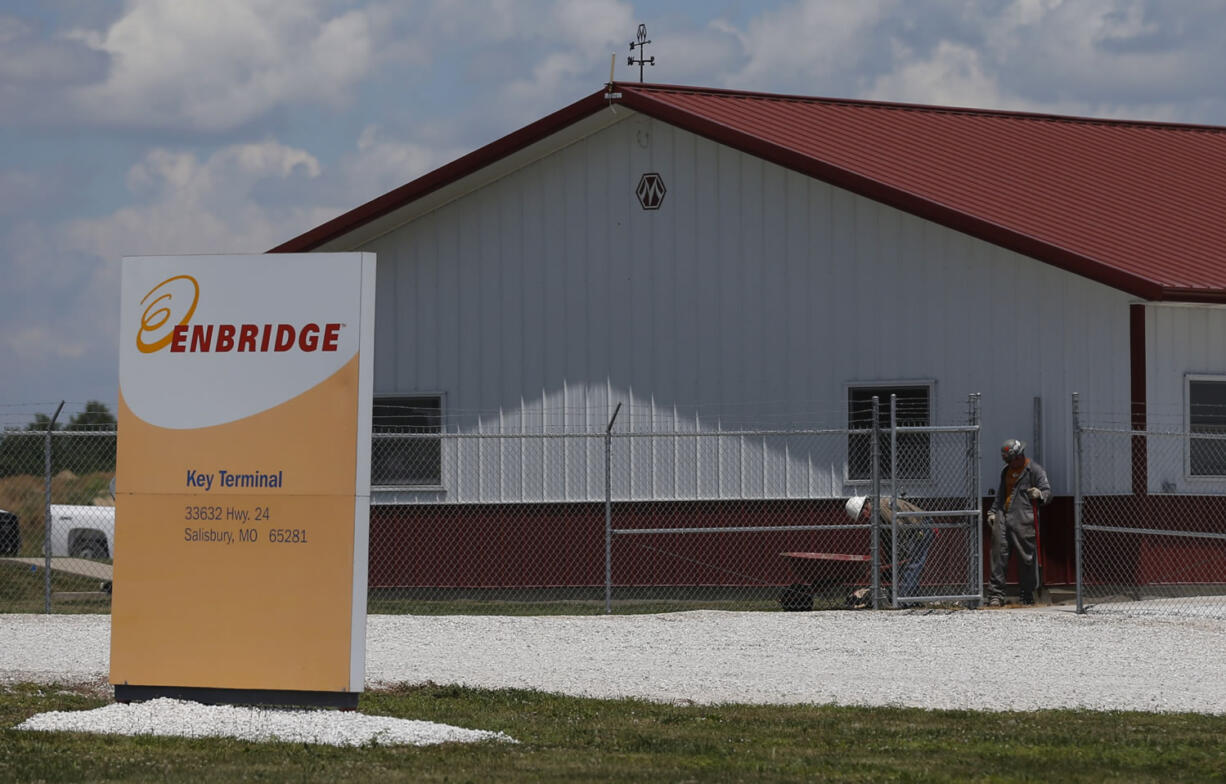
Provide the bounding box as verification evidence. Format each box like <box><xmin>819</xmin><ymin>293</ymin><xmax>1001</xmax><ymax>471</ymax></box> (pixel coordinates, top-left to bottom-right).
<box><xmin>1188</xmin><ymin>377</ymin><xmax>1226</xmax><ymax>476</ymax></box>
<box><xmin>847</xmin><ymin>384</ymin><xmax>931</xmax><ymax>481</ymax></box>
<box><xmin>372</xmin><ymin>395</ymin><xmax>442</xmax><ymax>487</ymax></box>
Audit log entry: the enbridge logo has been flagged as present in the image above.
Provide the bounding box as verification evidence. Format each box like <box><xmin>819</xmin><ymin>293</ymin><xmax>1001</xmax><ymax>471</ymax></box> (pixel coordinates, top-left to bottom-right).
<box><xmin>138</xmin><ymin>275</ymin><xmax>198</xmax><ymax>353</ymax></box>
<box><xmin>137</xmin><ymin>275</ymin><xmax>343</xmax><ymax>354</ymax></box>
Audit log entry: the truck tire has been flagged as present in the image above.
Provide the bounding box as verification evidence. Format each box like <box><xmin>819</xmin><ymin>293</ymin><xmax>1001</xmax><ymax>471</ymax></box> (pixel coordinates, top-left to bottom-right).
<box><xmin>70</xmin><ymin>535</ymin><xmax>108</xmax><ymax>560</ymax></box>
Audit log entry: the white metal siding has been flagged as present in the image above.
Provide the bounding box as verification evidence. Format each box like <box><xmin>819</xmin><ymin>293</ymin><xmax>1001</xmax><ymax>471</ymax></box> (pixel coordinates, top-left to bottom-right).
<box><xmin>360</xmin><ymin>112</ymin><xmax>1133</xmax><ymax>503</ymax></box>
<box><xmin>1144</xmin><ymin>304</ymin><xmax>1226</xmax><ymax>493</ymax></box>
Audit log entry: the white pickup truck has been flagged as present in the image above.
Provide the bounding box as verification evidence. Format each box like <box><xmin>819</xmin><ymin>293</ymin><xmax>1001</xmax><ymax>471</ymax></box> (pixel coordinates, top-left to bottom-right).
<box><xmin>47</xmin><ymin>504</ymin><xmax>116</xmax><ymax>560</ymax></box>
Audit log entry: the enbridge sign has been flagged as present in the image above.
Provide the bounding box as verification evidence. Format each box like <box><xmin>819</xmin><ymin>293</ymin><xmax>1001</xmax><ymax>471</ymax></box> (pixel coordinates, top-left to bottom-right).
<box><xmin>112</xmin><ymin>253</ymin><xmax>376</xmax><ymax>707</ymax></box>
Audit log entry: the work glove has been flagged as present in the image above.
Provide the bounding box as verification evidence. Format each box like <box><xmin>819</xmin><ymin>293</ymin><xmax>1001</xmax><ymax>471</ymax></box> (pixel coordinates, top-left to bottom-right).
<box><xmin>986</xmin><ymin>511</ymin><xmax>997</xmax><ymax>526</ymax></box>
<box><xmin>1028</xmin><ymin>487</ymin><xmax>1042</xmax><ymax>501</ymax></box>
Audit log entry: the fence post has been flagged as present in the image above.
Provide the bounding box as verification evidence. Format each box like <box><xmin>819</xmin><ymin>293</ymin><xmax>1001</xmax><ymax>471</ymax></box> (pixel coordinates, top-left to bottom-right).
<box><xmin>604</xmin><ymin>402</ymin><xmax>621</xmax><ymax>615</ymax></box>
<box><xmin>970</xmin><ymin>393</ymin><xmax>983</xmax><ymax>603</ymax></box>
<box><xmin>870</xmin><ymin>396</ymin><xmax>881</xmax><ymax>610</ymax></box>
<box><xmin>889</xmin><ymin>394</ymin><xmax>899</xmax><ymax>609</ymax></box>
<box><xmin>1072</xmin><ymin>393</ymin><xmax>1084</xmax><ymax>614</ymax></box>
<box><xmin>1033</xmin><ymin>396</ymin><xmax>1043</xmax><ymax>466</ymax></box>
<box><xmin>43</xmin><ymin>400</ymin><xmax>64</xmax><ymax>614</ymax></box>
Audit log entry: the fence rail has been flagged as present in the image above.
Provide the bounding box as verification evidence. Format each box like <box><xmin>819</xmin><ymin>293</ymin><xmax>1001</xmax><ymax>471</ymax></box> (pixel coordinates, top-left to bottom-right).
<box><xmin>1073</xmin><ymin>393</ymin><xmax>1226</xmax><ymax>618</ymax></box>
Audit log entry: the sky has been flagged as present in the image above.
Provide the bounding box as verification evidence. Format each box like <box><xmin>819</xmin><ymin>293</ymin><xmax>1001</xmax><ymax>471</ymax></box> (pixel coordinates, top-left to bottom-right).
<box><xmin>3</xmin><ymin>0</ymin><xmax>1226</xmax><ymax>426</ymax></box>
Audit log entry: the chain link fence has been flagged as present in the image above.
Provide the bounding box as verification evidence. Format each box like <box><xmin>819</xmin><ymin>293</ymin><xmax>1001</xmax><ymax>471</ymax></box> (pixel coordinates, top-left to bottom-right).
<box><xmin>371</xmin><ymin>394</ymin><xmax>982</xmax><ymax>613</ymax></box>
<box><xmin>1074</xmin><ymin>395</ymin><xmax>1226</xmax><ymax>618</ymax></box>
<box><xmin>2</xmin><ymin>396</ymin><xmax>982</xmax><ymax>614</ymax></box>
<box><xmin>0</xmin><ymin>411</ymin><xmax>116</xmax><ymax>613</ymax></box>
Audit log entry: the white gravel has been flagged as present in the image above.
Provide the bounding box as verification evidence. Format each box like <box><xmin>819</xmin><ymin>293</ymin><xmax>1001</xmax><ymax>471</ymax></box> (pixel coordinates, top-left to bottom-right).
<box><xmin>17</xmin><ymin>698</ymin><xmax>515</xmax><ymax>747</ymax></box>
<box><xmin>6</xmin><ymin>603</ymin><xmax>1226</xmax><ymax>745</ymax></box>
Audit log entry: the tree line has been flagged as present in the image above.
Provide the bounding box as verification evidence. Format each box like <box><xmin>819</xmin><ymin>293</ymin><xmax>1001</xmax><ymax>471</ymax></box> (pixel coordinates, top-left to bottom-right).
<box><xmin>0</xmin><ymin>401</ymin><xmax>117</xmax><ymax>477</ymax></box>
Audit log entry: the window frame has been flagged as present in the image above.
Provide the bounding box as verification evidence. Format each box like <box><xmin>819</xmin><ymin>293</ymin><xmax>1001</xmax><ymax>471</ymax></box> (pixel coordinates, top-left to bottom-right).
<box><xmin>845</xmin><ymin>380</ymin><xmax>935</xmax><ymax>485</ymax></box>
<box><xmin>1185</xmin><ymin>374</ymin><xmax>1226</xmax><ymax>479</ymax></box>
<box><xmin>371</xmin><ymin>393</ymin><xmax>445</xmax><ymax>490</ymax></box>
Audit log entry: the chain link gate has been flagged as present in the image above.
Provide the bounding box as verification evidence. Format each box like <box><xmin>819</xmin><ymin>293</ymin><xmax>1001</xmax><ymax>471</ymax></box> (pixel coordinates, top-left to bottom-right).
<box><xmin>1073</xmin><ymin>393</ymin><xmax>1226</xmax><ymax>617</ymax></box>
<box><xmin>884</xmin><ymin>393</ymin><xmax>983</xmax><ymax>607</ymax></box>
<box><xmin>605</xmin><ymin>394</ymin><xmax>982</xmax><ymax>611</ymax></box>
<box><xmin>605</xmin><ymin>426</ymin><xmax>870</xmax><ymax>611</ymax></box>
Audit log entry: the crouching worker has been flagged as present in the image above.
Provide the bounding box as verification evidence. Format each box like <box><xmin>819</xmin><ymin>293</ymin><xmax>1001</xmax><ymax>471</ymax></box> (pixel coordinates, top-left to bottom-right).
<box><xmin>843</xmin><ymin>495</ymin><xmax>935</xmax><ymax>606</ymax></box>
<box><xmin>985</xmin><ymin>439</ymin><xmax>1051</xmax><ymax>607</ymax></box>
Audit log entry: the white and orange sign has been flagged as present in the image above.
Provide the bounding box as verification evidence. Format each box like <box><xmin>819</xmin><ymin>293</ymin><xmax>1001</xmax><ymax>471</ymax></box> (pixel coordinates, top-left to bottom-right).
<box><xmin>113</xmin><ymin>253</ymin><xmax>375</xmax><ymax>697</ymax></box>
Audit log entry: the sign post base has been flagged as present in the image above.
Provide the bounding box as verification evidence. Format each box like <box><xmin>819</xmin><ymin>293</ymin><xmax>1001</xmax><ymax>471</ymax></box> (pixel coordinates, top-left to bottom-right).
<box><xmin>114</xmin><ymin>684</ymin><xmax>360</xmax><ymax>709</ymax></box>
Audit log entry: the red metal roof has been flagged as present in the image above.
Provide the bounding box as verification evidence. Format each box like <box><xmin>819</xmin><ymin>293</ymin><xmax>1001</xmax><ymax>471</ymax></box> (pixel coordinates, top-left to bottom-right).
<box><xmin>273</xmin><ymin>83</ymin><xmax>1226</xmax><ymax>302</ymax></box>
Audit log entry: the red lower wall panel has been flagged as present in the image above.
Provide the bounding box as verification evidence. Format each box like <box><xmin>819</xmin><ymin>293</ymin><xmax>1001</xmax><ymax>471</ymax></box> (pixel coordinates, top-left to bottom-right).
<box><xmin>983</xmin><ymin>497</ymin><xmax>1076</xmax><ymax>586</ymax></box>
<box><xmin>369</xmin><ymin>497</ymin><xmax>1093</xmax><ymax>589</ymax></box>
<box><xmin>1082</xmin><ymin>495</ymin><xmax>1226</xmax><ymax>584</ymax></box>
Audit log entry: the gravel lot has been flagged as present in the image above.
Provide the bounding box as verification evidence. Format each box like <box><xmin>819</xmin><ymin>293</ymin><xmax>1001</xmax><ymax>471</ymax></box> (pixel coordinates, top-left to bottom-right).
<box><xmin>7</xmin><ymin>604</ymin><xmax>1226</xmax><ymax>745</ymax></box>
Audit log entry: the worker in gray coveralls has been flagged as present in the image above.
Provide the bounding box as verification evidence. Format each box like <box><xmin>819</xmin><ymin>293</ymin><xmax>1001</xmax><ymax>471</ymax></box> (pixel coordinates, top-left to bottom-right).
<box><xmin>844</xmin><ymin>495</ymin><xmax>935</xmax><ymax>602</ymax></box>
<box><xmin>985</xmin><ymin>438</ymin><xmax>1051</xmax><ymax>607</ymax></box>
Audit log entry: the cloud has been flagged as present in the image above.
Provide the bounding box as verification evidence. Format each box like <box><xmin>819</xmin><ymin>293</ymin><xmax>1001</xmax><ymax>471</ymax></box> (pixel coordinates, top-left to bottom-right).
<box><xmin>714</xmin><ymin>0</ymin><xmax>900</xmax><ymax>95</ymax></box>
<box><xmin>10</xmin><ymin>0</ymin><xmax>1226</xmax><ymax>413</ymax></box>
<box><xmin>0</xmin><ymin>15</ymin><xmax>101</xmax><ymax>83</ymax></box>
<box><xmin>0</xmin><ymin>219</ymin><xmax>121</xmax><ymax>408</ymax></box>
<box><xmin>487</xmin><ymin>0</ymin><xmax>636</xmax><ymax>125</ymax></box>
<box><xmin>982</xmin><ymin>0</ymin><xmax>1226</xmax><ymax>113</ymax></box>
<box><xmin>334</xmin><ymin>125</ymin><xmax>470</xmax><ymax>206</ymax></box>
<box><xmin>3</xmin><ymin>325</ymin><xmax>88</xmax><ymax>362</ymax></box>
<box><xmin>66</xmin><ymin>140</ymin><xmax>331</xmax><ymax>259</ymax></box>
<box><xmin>699</xmin><ymin>0</ymin><xmax>1226</xmax><ymax>124</ymax></box>
<box><xmin>66</xmin><ymin>0</ymin><xmax>374</xmax><ymax>132</ymax></box>
<box><xmin>866</xmin><ymin>41</ymin><xmax>1006</xmax><ymax>109</ymax></box>
<box><xmin>0</xmin><ymin>137</ymin><xmax>338</xmax><ymax>407</ymax></box>
<box><xmin>0</xmin><ymin>170</ymin><xmax>66</xmax><ymax>217</ymax></box>
<box><xmin>19</xmin><ymin>0</ymin><xmax>638</xmax><ymax>138</ymax></box>
<box><xmin>649</xmin><ymin>25</ymin><xmax>742</xmax><ymax>85</ymax></box>
<box><xmin>0</xmin><ymin>14</ymin><xmax>107</xmax><ymax>123</ymax></box>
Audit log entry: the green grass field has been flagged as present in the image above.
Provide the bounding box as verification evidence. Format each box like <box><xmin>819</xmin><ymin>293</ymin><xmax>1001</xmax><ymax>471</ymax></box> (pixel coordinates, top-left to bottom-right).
<box><xmin>3</xmin><ymin>682</ymin><xmax>1225</xmax><ymax>783</ymax></box>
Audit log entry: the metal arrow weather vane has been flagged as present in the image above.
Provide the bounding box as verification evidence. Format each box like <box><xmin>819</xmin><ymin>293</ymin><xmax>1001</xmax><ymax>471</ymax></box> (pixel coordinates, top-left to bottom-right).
<box><xmin>628</xmin><ymin>23</ymin><xmax>655</xmax><ymax>82</ymax></box>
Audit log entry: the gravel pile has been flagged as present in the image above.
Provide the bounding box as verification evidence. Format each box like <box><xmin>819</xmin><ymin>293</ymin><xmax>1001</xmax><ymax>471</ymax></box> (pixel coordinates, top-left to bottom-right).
<box><xmin>6</xmin><ymin>603</ymin><xmax>1226</xmax><ymax>745</ymax></box>
<box><xmin>17</xmin><ymin>698</ymin><xmax>516</xmax><ymax>747</ymax></box>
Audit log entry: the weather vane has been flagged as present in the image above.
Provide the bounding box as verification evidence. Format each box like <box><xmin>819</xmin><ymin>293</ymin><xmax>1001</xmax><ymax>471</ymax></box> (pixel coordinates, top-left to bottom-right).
<box><xmin>627</xmin><ymin>23</ymin><xmax>655</xmax><ymax>82</ymax></box>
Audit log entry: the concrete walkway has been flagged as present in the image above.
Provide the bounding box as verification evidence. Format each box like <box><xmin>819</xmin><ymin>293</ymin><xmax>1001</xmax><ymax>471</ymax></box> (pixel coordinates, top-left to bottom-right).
<box><xmin>0</xmin><ymin>556</ymin><xmax>112</xmax><ymax>581</ymax></box>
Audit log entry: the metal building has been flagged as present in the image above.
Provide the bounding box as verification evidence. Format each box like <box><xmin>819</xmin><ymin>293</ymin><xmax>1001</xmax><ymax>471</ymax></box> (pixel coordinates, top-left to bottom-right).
<box><xmin>273</xmin><ymin>83</ymin><xmax>1226</xmax><ymax>592</ymax></box>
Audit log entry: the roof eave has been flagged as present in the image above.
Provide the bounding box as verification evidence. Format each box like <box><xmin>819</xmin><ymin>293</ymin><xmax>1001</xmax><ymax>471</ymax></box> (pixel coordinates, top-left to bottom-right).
<box><xmin>616</xmin><ymin>87</ymin><xmax>1170</xmax><ymax>303</ymax></box>
<box><xmin>1155</xmin><ymin>287</ymin><xmax>1226</xmax><ymax>304</ymax></box>
<box><xmin>271</xmin><ymin>81</ymin><xmax>1218</xmax><ymax>303</ymax></box>
<box><xmin>269</xmin><ymin>87</ymin><xmax>614</xmax><ymax>253</ymax></box>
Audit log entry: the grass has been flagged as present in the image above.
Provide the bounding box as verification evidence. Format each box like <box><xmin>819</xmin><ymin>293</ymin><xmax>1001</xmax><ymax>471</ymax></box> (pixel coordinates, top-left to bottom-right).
<box><xmin>365</xmin><ymin>584</ymin><xmax>880</xmax><ymax>615</ymax></box>
<box><xmin>367</xmin><ymin>594</ymin><xmax>786</xmax><ymax>616</ymax></box>
<box><xmin>0</xmin><ymin>562</ymin><xmax>111</xmax><ymax>614</ymax></box>
<box><xmin>2</xmin><ymin>682</ymin><xmax>1225</xmax><ymax>783</ymax></box>
<box><xmin>0</xmin><ymin>569</ymin><xmax>1009</xmax><ymax>616</ymax></box>
<box><xmin>3</xmin><ymin>574</ymin><xmax>825</xmax><ymax>615</ymax></box>
<box><xmin>364</xmin><ymin>597</ymin><xmax>861</xmax><ymax>615</ymax></box>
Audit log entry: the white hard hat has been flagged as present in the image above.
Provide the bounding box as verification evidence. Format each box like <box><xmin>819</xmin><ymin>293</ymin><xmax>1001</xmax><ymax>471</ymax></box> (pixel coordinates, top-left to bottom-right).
<box><xmin>844</xmin><ymin>496</ymin><xmax>867</xmax><ymax>519</ymax></box>
<box><xmin>1001</xmin><ymin>439</ymin><xmax>1026</xmax><ymax>462</ymax></box>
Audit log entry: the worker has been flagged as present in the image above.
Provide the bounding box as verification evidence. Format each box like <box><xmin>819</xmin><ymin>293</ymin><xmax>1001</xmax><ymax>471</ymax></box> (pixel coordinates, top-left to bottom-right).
<box><xmin>986</xmin><ymin>438</ymin><xmax>1051</xmax><ymax>606</ymax></box>
<box><xmin>843</xmin><ymin>494</ymin><xmax>935</xmax><ymax>606</ymax></box>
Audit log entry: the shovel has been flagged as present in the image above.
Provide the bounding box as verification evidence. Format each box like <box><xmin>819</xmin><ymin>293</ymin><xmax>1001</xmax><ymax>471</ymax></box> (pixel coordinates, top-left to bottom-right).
<box><xmin>1032</xmin><ymin>499</ymin><xmax>1044</xmax><ymax>603</ymax></box>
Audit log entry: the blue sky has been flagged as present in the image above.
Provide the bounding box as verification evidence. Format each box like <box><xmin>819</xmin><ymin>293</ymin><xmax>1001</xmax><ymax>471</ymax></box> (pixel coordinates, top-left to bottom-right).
<box><xmin>4</xmin><ymin>0</ymin><xmax>1226</xmax><ymax>426</ymax></box>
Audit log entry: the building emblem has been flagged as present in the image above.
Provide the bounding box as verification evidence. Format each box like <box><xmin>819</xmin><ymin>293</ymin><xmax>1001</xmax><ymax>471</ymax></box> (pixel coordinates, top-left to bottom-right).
<box><xmin>636</xmin><ymin>173</ymin><xmax>666</xmax><ymax>210</ymax></box>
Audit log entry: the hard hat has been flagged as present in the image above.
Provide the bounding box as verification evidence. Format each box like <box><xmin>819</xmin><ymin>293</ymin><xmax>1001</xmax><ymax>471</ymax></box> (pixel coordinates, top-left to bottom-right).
<box><xmin>844</xmin><ymin>496</ymin><xmax>867</xmax><ymax>519</ymax></box>
<box><xmin>1001</xmin><ymin>439</ymin><xmax>1026</xmax><ymax>462</ymax></box>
